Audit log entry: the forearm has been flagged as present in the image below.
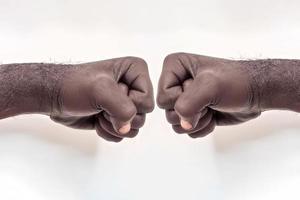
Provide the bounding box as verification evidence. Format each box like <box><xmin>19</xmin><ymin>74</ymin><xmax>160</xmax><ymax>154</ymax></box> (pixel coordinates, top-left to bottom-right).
<box><xmin>241</xmin><ymin>59</ymin><xmax>300</xmax><ymax>112</ymax></box>
<box><xmin>0</xmin><ymin>63</ymin><xmax>70</xmax><ymax>119</ymax></box>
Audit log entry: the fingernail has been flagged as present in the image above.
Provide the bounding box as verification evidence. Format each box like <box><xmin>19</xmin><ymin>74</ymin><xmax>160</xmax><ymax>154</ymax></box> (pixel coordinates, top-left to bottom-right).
<box><xmin>118</xmin><ymin>123</ymin><xmax>131</xmax><ymax>135</ymax></box>
<box><xmin>180</xmin><ymin>119</ymin><xmax>192</xmax><ymax>130</ymax></box>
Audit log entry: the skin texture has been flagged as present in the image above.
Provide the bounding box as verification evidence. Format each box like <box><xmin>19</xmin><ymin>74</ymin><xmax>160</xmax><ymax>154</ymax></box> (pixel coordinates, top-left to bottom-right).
<box><xmin>157</xmin><ymin>52</ymin><xmax>300</xmax><ymax>138</ymax></box>
<box><xmin>0</xmin><ymin>57</ymin><xmax>154</xmax><ymax>142</ymax></box>
<box><xmin>2</xmin><ymin>53</ymin><xmax>300</xmax><ymax>141</ymax></box>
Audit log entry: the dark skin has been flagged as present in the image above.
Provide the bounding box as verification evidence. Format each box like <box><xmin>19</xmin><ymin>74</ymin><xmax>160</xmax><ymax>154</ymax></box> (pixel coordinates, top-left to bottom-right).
<box><xmin>0</xmin><ymin>57</ymin><xmax>155</xmax><ymax>142</ymax></box>
<box><xmin>157</xmin><ymin>52</ymin><xmax>300</xmax><ymax>138</ymax></box>
<box><xmin>2</xmin><ymin>53</ymin><xmax>300</xmax><ymax>141</ymax></box>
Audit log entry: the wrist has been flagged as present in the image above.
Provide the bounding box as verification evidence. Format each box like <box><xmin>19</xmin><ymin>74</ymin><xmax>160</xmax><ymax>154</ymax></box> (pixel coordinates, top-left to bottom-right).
<box><xmin>241</xmin><ymin>59</ymin><xmax>300</xmax><ymax>112</ymax></box>
<box><xmin>34</xmin><ymin>64</ymin><xmax>70</xmax><ymax>116</ymax></box>
<box><xmin>0</xmin><ymin>63</ymin><xmax>70</xmax><ymax>118</ymax></box>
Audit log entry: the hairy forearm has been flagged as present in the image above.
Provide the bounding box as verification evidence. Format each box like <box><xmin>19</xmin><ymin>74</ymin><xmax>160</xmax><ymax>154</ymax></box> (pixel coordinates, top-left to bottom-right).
<box><xmin>0</xmin><ymin>63</ymin><xmax>70</xmax><ymax>119</ymax></box>
<box><xmin>241</xmin><ymin>59</ymin><xmax>300</xmax><ymax>112</ymax></box>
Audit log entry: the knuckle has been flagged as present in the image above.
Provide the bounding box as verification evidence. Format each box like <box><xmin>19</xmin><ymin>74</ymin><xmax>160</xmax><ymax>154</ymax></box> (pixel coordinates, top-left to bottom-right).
<box><xmin>118</xmin><ymin>82</ymin><xmax>129</xmax><ymax>93</ymax></box>
<box><xmin>139</xmin><ymin>91</ymin><xmax>155</xmax><ymax>113</ymax></box>
<box><xmin>132</xmin><ymin>91</ymin><xmax>154</xmax><ymax>113</ymax></box>
<box><xmin>156</xmin><ymin>94</ymin><xmax>170</xmax><ymax>109</ymax></box>
<box><xmin>143</xmin><ymin>98</ymin><xmax>155</xmax><ymax>113</ymax></box>
<box><xmin>164</xmin><ymin>52</ymin><xmax>187</xmax><ymax>64</ymax></box>
<box><xmin>125</xmin><ymin>56</ymin><xmax>148</xmax><ymax>69</ymax></box>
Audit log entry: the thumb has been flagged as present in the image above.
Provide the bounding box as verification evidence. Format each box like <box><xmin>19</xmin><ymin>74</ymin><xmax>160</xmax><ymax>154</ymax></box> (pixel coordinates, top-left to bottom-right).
<box><xmin>93</xmin><ymin>79</ymin><xmax>137</xmax><ymax>135</ymax></box>
<box><xmin>174</xmin><ymin>77</ymin><xmax>216</xmax><ymax>130</ymax></box>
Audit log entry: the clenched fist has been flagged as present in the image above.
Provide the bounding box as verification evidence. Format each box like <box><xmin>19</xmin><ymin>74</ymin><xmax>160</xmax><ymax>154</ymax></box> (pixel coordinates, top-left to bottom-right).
<box><xmin>157</xmin><ymin>53</ymin><xmax>261</xmax><ymax>138</ymax></box>
<box><xmin>50</xmin><ymin>57</ymin><xmax>155</xmax><ymax>142</ymax></box>
<box><xmin>2</xmin><ymin>53</ymin><xmax>300</xmax><ymax>141</ymax></box>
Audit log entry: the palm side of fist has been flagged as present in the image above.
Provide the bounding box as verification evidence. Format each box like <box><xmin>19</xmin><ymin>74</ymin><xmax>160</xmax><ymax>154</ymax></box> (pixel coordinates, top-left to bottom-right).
<box><xmin>51</xmin><ymin>57</ymin><xmax>154</xmax><ymax>142</ymax></box>
<box><xmin>157</xmin><ymin>53</ymin><xmax>261</xmax><ymax>138</ymax></box>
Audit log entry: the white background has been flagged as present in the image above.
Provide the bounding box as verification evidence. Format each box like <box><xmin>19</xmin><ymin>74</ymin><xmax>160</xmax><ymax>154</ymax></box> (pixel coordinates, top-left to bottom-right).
<box><xmin>1</xmin><ymin>0</ymin><xmax>300</xmax><ymax>199</ymax></box>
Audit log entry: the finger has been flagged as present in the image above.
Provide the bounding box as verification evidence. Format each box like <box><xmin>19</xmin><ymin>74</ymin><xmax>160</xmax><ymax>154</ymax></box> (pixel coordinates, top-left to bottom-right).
<box><xmin>172</xmin><ymin>110</ymin><xmax>213</xmax><ymax>134</ymax></box>
<box><xmin>164</xmin><ymin>78</ymin><xmax>198</xmax><ymax>126</ymax></box>
<box><xmin>157</xmin><ymin>53</ymin><xmax>199</xmax><ymax>110</ymax></box>
<box><xmin>174</xmin><ymin>76</ymin><xmax>218</xmax><ymax>130</ymax></box>
<box><xmin>118</xmin><ymin>82</ymin><xmax>129</xmax><ymax>95</ymax></box>
<box><xmin>116</xmin><ymin>82</ymin><xmax>147</xmax><ymax>128</ymax></box>
<box><xmin>98</xmin><ymin>114</ymin><xmax>139</xmax><ymax>138</ymax></box>
<box><xmin>103</xmin><ymin>112</ymin><xmax>146</xmax><ymax>129</ymax></box>
<box><xmin>165</xmin><ymin>109</ymin><xmax>180</xmax><ymax>125</ymax></box>
<box><xmin>130</xmin><ymin>114</ymin><xmax>146</xmax><ymax>129</ymax></box>
<box><xmin>95</xmin><ymin>122</ymin><xmax>123</xmax><ymax>142</ymax></box>
<box><xmin>182</xmin><ymin>78</ymin><xmax>193</xmax><ymax>91</ymax></box>
<box><xmin>166</xmin><ymin>108</ymin><xmax>208</xmax><ymax>128</ymax></box>
<box><xmin>157</xmin><ymin>54</ymin><xmax>187</xmax><ymax>109</ymax></box>
<box><xmin>93</xmin><ymin>78</ymin><xmax>137</xmax><ymax>135</ymax></box>
<box><xmin>188</xmin><ymin>118</ymin><xmax>216</xmax><ymax>138</ymax></box>
<box><xmin>180</xmin><ymin>108</ymin><xmax>208</xmax><ymax>130</ymax></box>
<box><xmin>180</xmin><ymin>78</ymin><xmax>202</xmax><ymax>129</ymax></box>
<box><xmin>117</xmin><ymin>57</ymin><xmax>154</xmax><ymax>113</ymax></box>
